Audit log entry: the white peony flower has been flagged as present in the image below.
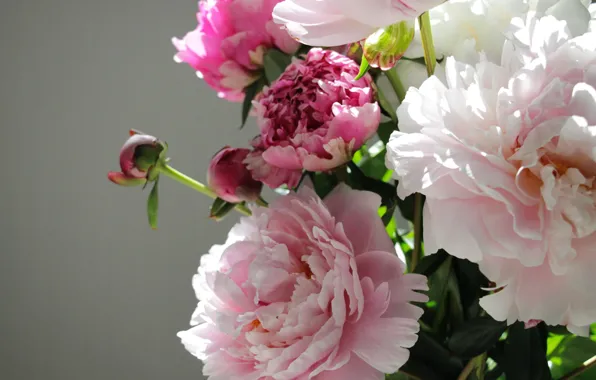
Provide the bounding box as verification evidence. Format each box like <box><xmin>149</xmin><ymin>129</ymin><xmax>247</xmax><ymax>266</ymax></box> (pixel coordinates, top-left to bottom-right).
<box><xmin>386</xmin><ymin>4</ymin><xmax>596</xmax><ymax>334</ymax></box>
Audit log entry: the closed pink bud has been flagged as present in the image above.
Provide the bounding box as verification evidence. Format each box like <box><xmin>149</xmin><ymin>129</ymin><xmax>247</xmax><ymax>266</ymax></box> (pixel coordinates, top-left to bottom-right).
<box><xmin>119</xmin><ymin>133</ymin><xmax>160</xmax><ymax>178</ymax></box>
<box><xmin>207</xmin><ymin>147</ymin><xmax>262</xmax><ymax>203</ymax></box>
<box><xmin>108</xmin><ymin>130</ymin><xmax>165</xmax><ymax>187</ymax></box>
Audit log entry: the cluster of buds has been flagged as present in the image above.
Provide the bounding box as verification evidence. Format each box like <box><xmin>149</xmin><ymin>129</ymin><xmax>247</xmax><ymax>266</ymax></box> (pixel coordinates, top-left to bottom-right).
<box><xmin>109</xmin><ymin>131</ymin><xmax>262</xmax><ymax>226</ymax></box>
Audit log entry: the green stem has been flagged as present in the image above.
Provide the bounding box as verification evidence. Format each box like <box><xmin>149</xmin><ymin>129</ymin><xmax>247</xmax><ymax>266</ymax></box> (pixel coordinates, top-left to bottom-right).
<box><xmin>457</xmin><ymin>353</ymin><xmax>487</xmax><ymax>380</ymax></box>
<box><xmin>560</xmin><ymin>355</ymin><xmax>596</xmax><ymax>380</ymax></box>
<box><xmin>418</xmin><ymin>12</ymin><xmax>436</xmax><ymax>77</ymax></box>
<box><xmin>410</xmin><ymin>11</ymin><xmax>436</xmax><ymax>271</ymax></box>
<box><xmin>157</xmin><ymin>163</ymin><xmax>252</xmax><ymax>216</ymax></box>
<box><xmin>385</xmin><ymin>69</ymin><xmax>407</xmax><ymax>103</ymax></box>
<box><xmin>432</xmin><ymin>257</ymin><xmax>452</xmax><ymax>332</ymax></box>
<box><xmin>412</xmin><ymin>193</ymin><xmax>423</xmax><ymax>271</ymax></box>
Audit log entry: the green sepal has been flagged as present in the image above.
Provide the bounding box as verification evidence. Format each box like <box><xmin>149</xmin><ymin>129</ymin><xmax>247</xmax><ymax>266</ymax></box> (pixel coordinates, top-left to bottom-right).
<box><xmin>263</xmin><ymin>48</ymin><xmax>292</xmax><ymax>84</ymax></box>
<box><xmin>240</xmin><ymin>77</ymin><xmax>266</xmax><ymax>129</ymax></box>
<box><xmin>210</xmin><ymin>197</ymin><xmax>237</xmax><ymax>221</ymax></box>
<box><xmin>354</xmin><ymin>55</ymin><xmax>370</xmax><ymax>80</ymax></box>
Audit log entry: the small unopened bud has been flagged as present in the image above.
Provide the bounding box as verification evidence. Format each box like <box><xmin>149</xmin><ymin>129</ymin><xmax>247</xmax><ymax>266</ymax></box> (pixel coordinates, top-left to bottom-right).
<box><xmin>524</xmin><ymin>319</ymin><xmax>542</xmax><ymax>329</ymax></box>
<box><xmin>108</xmin><ymin>130</ymin><xmax>166</xmax><ymax>186</ymax></box>
<box><xmin>362</xmin><ymin>21</ymin><xmax>415</xmax><ymax>70</ymax></box>
<box><xmin>207</xmin><ymin>147</ymin><xmax>262</xmax><ymax>203</ymax></box>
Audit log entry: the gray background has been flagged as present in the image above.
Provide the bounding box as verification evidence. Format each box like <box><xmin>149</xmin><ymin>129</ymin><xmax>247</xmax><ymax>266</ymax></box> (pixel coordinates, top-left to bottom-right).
<box><xmin>1</xmin><ymin>1</ymin><xmax>261</xmax><ymax>378</ymax></box>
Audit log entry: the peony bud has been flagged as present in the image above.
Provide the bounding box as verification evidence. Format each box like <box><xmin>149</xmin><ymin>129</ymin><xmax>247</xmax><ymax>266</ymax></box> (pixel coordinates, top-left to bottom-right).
<box><xmin>207</xmin><ymin>147</ymin><xmax>262</xmax><ymax>203</ymax></box>
<box><xmin>108</xmin><ymin>130</ymin><xmax>165</xmax><ymax>186</ymax></box>
<box><xmin>362</xmin><ymin>20</ymin><xmax>415</xmax><ymax>70</ymax></box>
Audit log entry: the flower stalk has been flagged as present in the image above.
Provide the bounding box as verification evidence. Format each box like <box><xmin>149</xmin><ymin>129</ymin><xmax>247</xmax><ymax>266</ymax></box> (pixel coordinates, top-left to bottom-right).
<box><xmin>157</xmin><ymin>162</ymin><xmax>252</xmax><ymax>216</ymax></box>
<box><xmin>385</xmin><ymin>68</ymin><xmax>407</xmax><ymax>103</ymax></box>
<box><xmin>560</xmin><ymin>355</ymin><xmax>596</xmax><ymax>380</ymax></box>
<box><xmin>409</xmin><ymin>11</ymin><xmax>437</xmax><ymax>270</ymax></box>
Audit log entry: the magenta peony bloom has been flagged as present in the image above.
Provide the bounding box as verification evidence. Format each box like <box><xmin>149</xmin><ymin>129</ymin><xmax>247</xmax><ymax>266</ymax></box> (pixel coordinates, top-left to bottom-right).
<box><xmin>272</xmin><ymin>0</ymin><xmax>444</xmax><ymax>47</ymax></box>
<box><xmin>208</xmin><ymin>146</ymin><xmax>263</xmax><ymax>203</ymax></box>
<box><xmin>172</xmin><ymin>0</ymin><xmax>300</xmax><ymax>102</ymax></box>
<box><xmin>108</xmin><ymin>131</ymin><xmax>162</xmax><ymax>187</ymax></box>
<box><xmin>245</xmin><ymin>48</ymin><xmax>380</xmax><ymax>188</ymax></box>
<box><xmin>178</xmin><ymin>183</ymin><xmax>428</xmax><ymax>379</ymax></box>
<box><xmin>386</xmin><ymin>9</ymin><xmax>596</xmax><ymax>334</ymax></box>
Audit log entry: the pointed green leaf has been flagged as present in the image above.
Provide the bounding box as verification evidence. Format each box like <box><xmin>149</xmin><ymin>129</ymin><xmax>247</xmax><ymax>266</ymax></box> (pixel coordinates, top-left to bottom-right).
<box><xmin>240</xmin><ymin>77</ymin><xmax>266</xmax><ymax>129</ymax></box>
<box><xmin>263</xmin><ymin>48</ymin><xmax>292</xmax><ymax>84</ymax></box>
<box><xmin>414</xmin><ymin>249</ymin><xmax>448</xmax><ymax>277</ymax></box>
<box><xmin>147</xmin><ymin>178</ymin><xmax>159</xmax><ymax>230</ymax></box>
<box><xmin>354</xmin><ymin>55</ymin><xmax>370</xmax><ymax>80</ymax></box>
<box><xmin>209</xmin><ymin>197</ymin><xmax>237</xmax><ymax>221</ymax></box>
<box><xmin>448</xmin><ymin>316</ymin><xmax>507</xmax><ymax>358</ymax></box>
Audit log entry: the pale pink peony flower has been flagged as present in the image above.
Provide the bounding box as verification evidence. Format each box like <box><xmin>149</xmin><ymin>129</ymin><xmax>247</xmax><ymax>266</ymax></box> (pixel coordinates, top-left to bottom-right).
<box><xmin>245</xmin><ymin>48</ymin><xmax>380</xmax><ymax>188</ymax></box>
<box><xmin>272</xmin><ymin>0</ymin><xmax>445</xmax><ymax>47</ymax></box>
<box><xmin>178</xmin><ymin>183</ymin><xmax>428</xmax><ymax>379</ymax></box>
<box><xmin>208</xmin><ymin>147</ymin><xmax>263</xmax><ymax>203</ymax></box>
<box><xmin>173</xmin><ymin>0</ymin><xmax>300</xmax><ymax>102</ymax></box>
<box><xmin>385</xmin><ymin>11</ymin><xmax>596</xmax><ymax>334</ymax></box>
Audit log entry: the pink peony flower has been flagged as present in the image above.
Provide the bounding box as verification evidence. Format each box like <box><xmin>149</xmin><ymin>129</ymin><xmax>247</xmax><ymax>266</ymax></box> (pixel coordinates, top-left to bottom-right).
<box><xmin>208</xmin><ymin>146</ymin><xmax>263</xmax><ymax>203</ymax></box>
<box><xmin>385</xmin><ymin>11</ymin><xmax>596</xmax><ymax>334</ymax></box>
<box><xmin>245</xmin><ymin>48</ymin><xmax>380</xmax><ymax>188</ymax></box>
<box><xmin>272</xmin><ymin>0</ymin><xmax>444</xmax><ymax>47</ymax></box>
<box><xmin>173</xmin><ymin>0</ymin><xmax>300</xmax><ymax>102</ymax></box>
<box><xmin>178</xmin><ymin>183</ymin><xmax>428</xmax><ymax>379</ymax></box>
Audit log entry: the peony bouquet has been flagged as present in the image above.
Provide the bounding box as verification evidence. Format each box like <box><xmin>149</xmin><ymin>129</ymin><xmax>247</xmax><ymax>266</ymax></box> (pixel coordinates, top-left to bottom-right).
<box><xmin>109</xmin><ymin>0</ymin><xmax>596</xmax><ymax>378</ymax></box>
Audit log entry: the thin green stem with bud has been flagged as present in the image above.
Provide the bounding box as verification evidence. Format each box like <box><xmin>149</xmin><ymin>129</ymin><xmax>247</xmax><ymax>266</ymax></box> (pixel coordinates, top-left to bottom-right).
<box><xmin>157</xmin><ymin>163</ymin><xmax>252</xmax><ymax>216</ymax></box>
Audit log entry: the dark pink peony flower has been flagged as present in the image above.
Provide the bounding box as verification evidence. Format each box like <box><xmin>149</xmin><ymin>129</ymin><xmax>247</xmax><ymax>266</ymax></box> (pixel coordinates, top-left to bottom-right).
<box><xmin>172</xmin><ymin>0</ymin><xmax>300</xmax><ymax>102</ymax></box>
<box><xmin>178</xmin><ymin>183</ymin><xmax>428</xmax><ymax>379</ymax></box>
<box><xmin>208</xmin><ymin>146</ymin><xmax>263</xmax><ymax>203</ymax></box>
<box><xmin>245</xmin><ymin>48</ymin><xmax>380</xmax><ymax>188</ymax></box>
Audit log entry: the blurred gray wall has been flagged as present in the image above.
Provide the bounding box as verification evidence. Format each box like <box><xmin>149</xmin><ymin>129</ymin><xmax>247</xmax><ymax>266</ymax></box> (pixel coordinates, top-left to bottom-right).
<box><xmin>1</xmin><ymin>1</ymin><xmax>261</xmax><ymax>378</ymax></box>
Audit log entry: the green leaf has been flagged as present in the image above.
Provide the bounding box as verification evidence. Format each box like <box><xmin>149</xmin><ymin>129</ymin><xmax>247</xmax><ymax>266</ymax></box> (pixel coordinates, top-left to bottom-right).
<box><xmin>385</xmin><ymin>372</ymin><xmax>409</xmax><ymax>380</ymax></box>
<box><xmin>405</xmin><ymin>332</ymin><xmax>465</xmax><ymax>379</ymax></box>
<box><xmin>209</xmin><ymin>197</ymin><xmax>237</xmax><ymax>221</ymax></box>
<box><xmin>347</xmin><ymin>162</ymin><xmax>396</xmax><ymax>212</ymax></box>
<box><xmin>548</xmin><ymin>334</ymin><xmax>596</xmax><ymax>379</ymax></box>
<box><xmin>263</xmin><ymin>48</ymin><xmax>292</xmax><ymax>84</ymax></box>
<box><xmin>240</xmin><ymin>77</ymin><xmax>266</xmax><ymax>129</ymax></box>
<box><xmin>502</xmin><ymin>323</ymin><xmax>551</xmax><ymax>380</ymax></box>
<box><xmin>147</xmin><ymin>178</ymin><xmax>159</xmax><ymax>230</ymax></box>
<box><xmin>309</xmin><ymin>172</ymin><xmax>339</xmax><ymax>199</ymax></box>
<box><xmin>448</xmin><ymin>316</ymin><xmax>507</xmax><ymax>358</ymax></box>
<box><xmin>375</xmin><ymin>84</ymin><xmax>398</xmax><ymax>125</ymax></box>
<box><xmin>377</xmin><ymin>121</ymin><xmax>397</xmax><ymax>144</ymax></box>
<box><xmin>414</xmin><ymin>249</ymin><xmax>449</xmax><ymax>277</ymax></box>
<box><xmin>453</xmin><ymin>258</ymin><xmax>489</xmax><ymax>320</ymax></box>
<box><xmin>359</xmin><ymin>148</ymin><xmax>389</xmax><ymax>180</ymax></box>
<box><xmin>355</xmin><ymin>55</ymin><xmax>370</xmax><ymax>80</ymax></box>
